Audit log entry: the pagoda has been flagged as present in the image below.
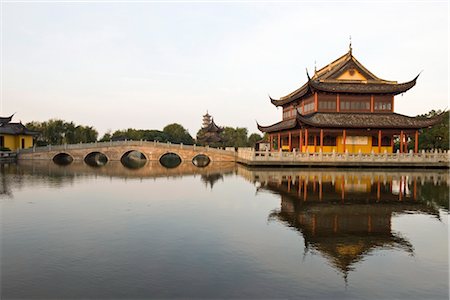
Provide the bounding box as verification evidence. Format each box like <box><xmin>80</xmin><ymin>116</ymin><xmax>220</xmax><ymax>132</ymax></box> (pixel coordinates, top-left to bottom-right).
<box><xmin>196</xmin><ymin>111</ymin><xmax>223</xmax><ymax>145</ymax></box>
<box><xmin>257</xmin><ymin>45</ymin><xmax>443</xmax><ymax>153</ymax></box>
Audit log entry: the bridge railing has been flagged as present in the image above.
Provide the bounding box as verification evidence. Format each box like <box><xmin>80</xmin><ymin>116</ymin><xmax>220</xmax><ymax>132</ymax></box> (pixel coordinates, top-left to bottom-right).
<box><xmin>237</xmin><ymin>148</ymin><xmax>450</xmax><ymax>164</ymax></box>
<box><xmin>19</xmin><ymin>140</ymin><xmax>236</xmax><ymax>155</ymax></box>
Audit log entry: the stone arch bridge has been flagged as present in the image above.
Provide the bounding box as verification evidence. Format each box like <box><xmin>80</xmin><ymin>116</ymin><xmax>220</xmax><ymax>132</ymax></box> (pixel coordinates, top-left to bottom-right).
<box><xmin>18</xmin><ymin>140</ymin><xmax>236</xmax><ymax>164</ymax></box>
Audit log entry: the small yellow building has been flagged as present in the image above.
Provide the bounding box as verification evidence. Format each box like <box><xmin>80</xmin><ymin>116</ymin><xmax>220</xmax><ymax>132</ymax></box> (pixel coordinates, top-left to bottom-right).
<box><xmin>0</xmin><ymin>115</ymin><xmax>39</xmax><ymax>151</ymax></box>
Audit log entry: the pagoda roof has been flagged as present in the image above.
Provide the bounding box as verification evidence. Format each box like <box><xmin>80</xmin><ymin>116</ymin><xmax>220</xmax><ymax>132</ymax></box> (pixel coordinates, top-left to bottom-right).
<box><xmin>257</xmin><ymin>111</ymin><xmax>445</xmax><ymax>133</ymax></box>
<box><xmin>0</xmin><ymin>122</ymin><xmax>40</xmax><ymax>136</ymax></box>
<box><xmin>270</xmin><ymin>49</ymin><xmax>418</xmax><ymax>107</ymax></box>
<box><xmin>203</xmin><ymin>118</ymin><xmax>223</xmax><ymax>133</ymax></box>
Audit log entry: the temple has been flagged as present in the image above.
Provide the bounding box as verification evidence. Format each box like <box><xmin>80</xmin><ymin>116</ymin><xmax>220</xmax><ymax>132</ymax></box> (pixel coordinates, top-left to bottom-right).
<box><xmin>258</xmin><ymin>46</ymin><xmax>443</xmax><ymax>153</ymax></box>
<box><xmin>197</xmin><ymin>111</ymin><xmax>223</xmax><ymax>145</ymax></box>
<box><xmin>0</xmin><ymin>114</ymin><xmax>39</xmax><ymax>151</ymax></box>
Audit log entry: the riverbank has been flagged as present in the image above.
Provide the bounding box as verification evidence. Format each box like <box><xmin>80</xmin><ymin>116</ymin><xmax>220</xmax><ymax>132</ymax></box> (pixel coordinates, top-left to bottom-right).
<box><xmin>0</xmin><ymin>151</ymin><xmax>17</xmax><ymax>163</ymax></box>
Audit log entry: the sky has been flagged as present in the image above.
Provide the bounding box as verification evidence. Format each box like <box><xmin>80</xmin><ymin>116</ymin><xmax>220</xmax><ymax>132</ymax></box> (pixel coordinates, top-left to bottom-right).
<box><xmin>1</xmin><ymin>1</ymin><xmax>448</xmax><ymax>137</ymax></box>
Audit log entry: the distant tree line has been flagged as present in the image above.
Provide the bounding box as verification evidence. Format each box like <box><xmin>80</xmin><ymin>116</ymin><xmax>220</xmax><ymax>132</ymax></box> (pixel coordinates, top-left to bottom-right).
<box><xmin>26</xmin><ymin>119</ymin><xmax>98</xmax><ymax>146</ymax></box>
<box><xmin>25</xmin><ymin>120</ymin><xmax>263</xmax><ymax>148</ymax></box>
<box><xmin>417</xmin><ymin>110</ymin><xmax>449</xmax><ymax>150</ymax></box>
<box><xmin>100</xmin><ymin>123</ymin><xmax>195</xmax><ymax>145</ymax></box>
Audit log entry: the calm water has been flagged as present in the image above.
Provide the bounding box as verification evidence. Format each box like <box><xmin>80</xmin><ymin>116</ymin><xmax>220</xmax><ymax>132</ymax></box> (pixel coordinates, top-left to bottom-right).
<box><xmin>1</xmin><ymin>161</ymin><xmax>449</xmax><ymax>299</ymax></box>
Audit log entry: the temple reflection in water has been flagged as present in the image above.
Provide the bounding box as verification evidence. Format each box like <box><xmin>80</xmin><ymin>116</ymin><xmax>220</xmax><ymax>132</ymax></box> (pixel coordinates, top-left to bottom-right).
<box><xmin>240</xmin><ymin>168</ymin><xmax>448</xmax><ymax>280</ymax></box>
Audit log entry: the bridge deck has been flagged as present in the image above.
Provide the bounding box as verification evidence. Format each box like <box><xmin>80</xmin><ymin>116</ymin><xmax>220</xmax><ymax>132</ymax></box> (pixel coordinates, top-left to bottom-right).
<box><xmin>16</xmin><ymin>142</ymin><xmax>450</xmax><ymax>168</ymax></box>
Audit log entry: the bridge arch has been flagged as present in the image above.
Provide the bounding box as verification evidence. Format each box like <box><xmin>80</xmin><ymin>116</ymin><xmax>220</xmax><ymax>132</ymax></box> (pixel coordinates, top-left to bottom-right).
<box><xmin>159</xmin><ymin>152</ymin><xmax>182</xmax><ymax>168</ymax></box>
<box><xmin>192</xmin><ymin>153</ymin><xmax>211</xmax><ymax>167</ymax></box>
<box><xmin>84</xmin><ymin>151</ymin><xmax>109</xmax><ymax>167</ymax></box>
<box><xmin>120</xmin><ymin>150</ymin><xmax>147</xmax><ymax>169</ymax></box>
<box><xmin>53</xmin><ymin>153</ymin><xmax>74</xmax><ymax>165</ymax></box>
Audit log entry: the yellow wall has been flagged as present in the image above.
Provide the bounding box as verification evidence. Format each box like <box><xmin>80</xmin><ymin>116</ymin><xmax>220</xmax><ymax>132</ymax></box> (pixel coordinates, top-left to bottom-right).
<box><xmin>299</xmin><ymin>135</ymin><xmax>393</xmax><ymax>154</ymax></box>
<box><xmin>0</xmin><ymin>134</ymin><xmax>34</xmax><ymax>151</ymax></box>
<box><xmin>336</xmin><ymin>69</ymin><xmax>367</xmax><ymax>81</ymax></box>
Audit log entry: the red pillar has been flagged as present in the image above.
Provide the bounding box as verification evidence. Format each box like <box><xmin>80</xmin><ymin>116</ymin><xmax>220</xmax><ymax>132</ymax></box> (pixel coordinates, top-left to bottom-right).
<box><xmin>288</xmin><ymin>131</ymin><xmax>292</xmax><ymax>152</ymax></box>
<box><xmin>305</xmin><ymin>129</ymin><xmax>309</xmax><ymax>151</ymax></box>
<box><xmin>370</xmin><ymin>95</ymin><xmax>374</xmax><ymax>112</ymax></box>
<box><xmin>320</xmin><ymin>129</ymin><xmax>324</xmax><ymax>152</ymax></box>
<box><xmin>414</xmin><ymin>130</ymin><xmax>419</xmax><ymax>153</ymax></box>
<box><xmin>314</xmin><ymin>92</ymin><xmax>318</xmax><ymax>112</ymax></box>
<box><xmin>343</xmin><ymin>130</ymin><xmax>346</xmax><ymax>153</ymax></box>
<box><xmin>378</xmin><ymin>130</ymin><xmax>382</xmax><ymax>153</ymax></box>
<box><xmin>299</xmin><ymin>129</ymin><xmax>303</xmax><ymax>152</ymax></box>
<box><xmin>400</xmin><ymin>131</ymin><xmax>404</xmax><ymax>153</ymax></box>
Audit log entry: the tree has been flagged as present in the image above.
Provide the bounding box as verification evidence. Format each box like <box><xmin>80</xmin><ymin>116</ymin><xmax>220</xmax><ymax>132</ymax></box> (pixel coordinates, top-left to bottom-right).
<box><xmin>25</xmin><ymin>119</ymin><xmax>98</xmax><ymax>145</ymax></box>
<box><xmin>248</xmin><ymin>133</ymin><xmax>262</xmax><ymax>147</ymax></box>
<box><xmin>417</xmin><ymin>110</ymin><xmax>449</xmax><ymax>150</ymax></box>
<box><xmin>99</xmin><ymin>130</ymin><xmax>112</xmax><ymax>142</ymax></box>
<box><xmin>220</xmin><ymin>127</ymin><xmax>248</xmax><ymax>147</ymax></box>
<box><xmin>163</xmin><ymin>123</ymin><xmax>194</xmax><ymax>145</ymax></box>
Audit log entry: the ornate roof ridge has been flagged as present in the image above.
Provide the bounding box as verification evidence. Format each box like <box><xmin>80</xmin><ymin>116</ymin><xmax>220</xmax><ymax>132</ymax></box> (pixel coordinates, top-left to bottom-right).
<box><xmin>0</xmin><ymin>113</ymin><xmax>15</xmax><ymax>125</ymax></box>
<box><xmin>203</xmin><ymin>118</ymin><xmax>223</xmax><ymax>133</ymax></box>
<box><xmin>270</xmin><ymin>49</ymin><xmax>413</xmax><ymax>107</ymax></box>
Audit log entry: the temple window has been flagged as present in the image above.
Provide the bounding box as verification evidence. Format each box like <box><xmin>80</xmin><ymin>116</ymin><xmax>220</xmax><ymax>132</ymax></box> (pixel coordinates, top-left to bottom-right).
<box><xmin>283</xmin><ymin>106</ymin><xmax>295</xmax><ymax>119</ymax></box>
<box><xmin>318</xmin><ymin>100</ymin><xmax>337</xmax><ymax>111</ymax></box>
<box><xmin>303</xmin><ymin>100</ymin><xmax>315</xmax><ymax>114</ymax></box>
<box><xmin>372</xmin><ymin>136</ymin><xmax>391</xmax><ymax>146</ymax></box>
<box><xmin>374</xmin><ymin>95</ymin><xmax>393</xmax><ymax>111</ymax></box>
<box><xmin>340</xmin><ymin>94</ymin><xmax>370</xmax><ymax>112</ymax></box>
<box><xmin>323</xmin><ymin>135</ymin><xmax>337</xmax><ymax>146</ymax></box>
<box><xmin>340</xmin><ymin>100</ymin><xmax>370</xmax><ymax>111</ymax></box>
<box><xmin>374</xmin><ymin>101</ymin><xmax>392</xmax><ymax>111</ymax></box>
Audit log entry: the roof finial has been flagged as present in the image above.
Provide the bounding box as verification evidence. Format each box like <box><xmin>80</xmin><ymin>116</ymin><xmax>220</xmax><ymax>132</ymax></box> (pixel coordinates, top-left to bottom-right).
<box><xmin>314</xmin><ymin>60</ymin><xmax>317</xmax><ymax>73</ymax></box>
<box><xmin>349</xmin><ymin>35</ymin><xmax>352</xmax><ymax>55</ymax></box>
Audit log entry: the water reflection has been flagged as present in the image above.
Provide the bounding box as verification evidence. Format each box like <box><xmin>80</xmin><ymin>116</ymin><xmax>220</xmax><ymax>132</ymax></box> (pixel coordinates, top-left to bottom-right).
<box><xmin>240</xmin><ymin>168</ymin><xmax>448</xmax><ymax>280</ymax></box>
<box><xmin>0</xmin><ymin>160</ymin><xmax>236</xmax><ymax>198</ymax></box>
<box><xmin>1</xmin><ymin>163</ymin><xmax>448</xmax><ymax>298</ymax></box>
<box><xmin>201</xmin><ymin>173</ymin><xmax>224</xmax><ymax>189</ymax></box>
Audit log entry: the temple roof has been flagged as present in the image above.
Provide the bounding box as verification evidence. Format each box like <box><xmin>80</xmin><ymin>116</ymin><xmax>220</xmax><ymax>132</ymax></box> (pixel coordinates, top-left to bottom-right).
<box><xmin>0</xmin><ymin>122</ymin><xmax>40</xmax><ymax>136</ymax></box>
<box><xmin>0</xmin><ymin>114</ymin><xmax>14</xmax><ymax>126</ymax></box>
<box><xmin>270</xmin><ymin>49</ymin><xmax>418</xmax><ymax>107</ymax></box>
<box><xmin>203</xmin><ymin>118</ymin><xmax>223</xmax><ymax>133</ymax></box>
<box><xmin>257</xmin><ymin>111</ymin><xmax>445</xmax><ymax>133</ymax></box>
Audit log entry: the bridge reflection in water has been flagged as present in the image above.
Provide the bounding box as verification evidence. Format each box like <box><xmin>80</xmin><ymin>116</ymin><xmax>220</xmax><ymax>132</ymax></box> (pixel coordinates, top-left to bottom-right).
<box><xmin>239</xmin><ymin>168</ymin><xmax>448</xmax><ymax>280</ymax></box>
